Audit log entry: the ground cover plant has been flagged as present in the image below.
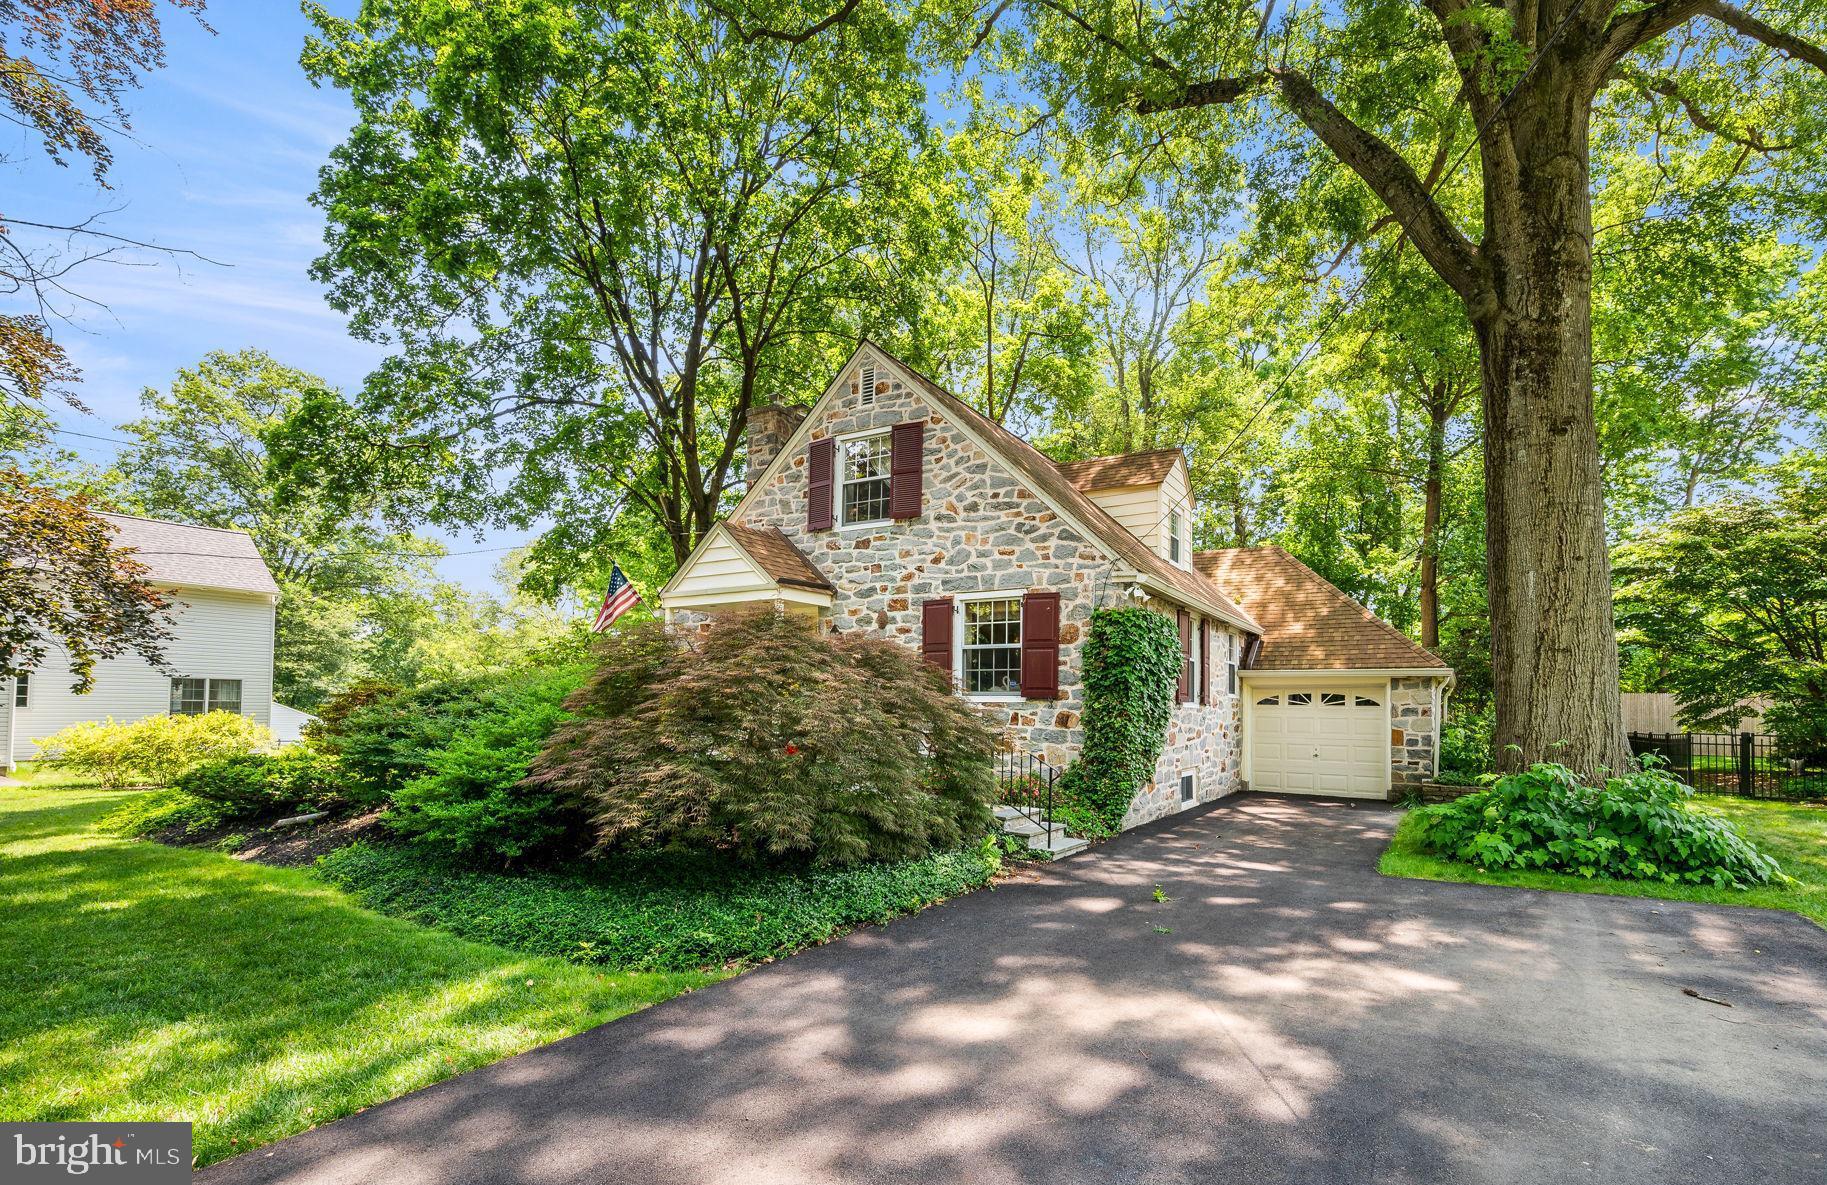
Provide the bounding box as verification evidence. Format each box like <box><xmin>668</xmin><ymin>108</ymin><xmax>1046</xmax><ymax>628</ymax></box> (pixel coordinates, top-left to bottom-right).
<box><xmin>1384</xmin><ymin>795</ymin><xmax>1827</xmax><ymax>930</ymax></box>
<box><xmin>530</xmin><ymin>613</ymin><xmax>997</xmax><ymax>866</ymax></box>
<box><xmin>1400</xmin><ymin>762</ymin><xmax>1784</xmax><ymax>889</ymax></box>
<box><xmin>316</xmin><ymin>836</ymin><xmax>1003</xmax><ymax>971</ymax></box>
<box><xmin>0</xmin><ymin>770</ymin><xmax>717</xmax><ymax>1168</ymax></box>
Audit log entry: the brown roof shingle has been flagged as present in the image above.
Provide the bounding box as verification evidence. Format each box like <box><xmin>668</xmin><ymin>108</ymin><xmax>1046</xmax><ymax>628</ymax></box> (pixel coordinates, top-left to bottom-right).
<box><xmin>1055</xmin><ymin>449</ymin><xmax>1183</xmax><ymax>491</ymax></box>
<box><xmin>724</xmin><ymin>523</ymin><xmax>834</xmax><ymax>592</ymax></box>
<box><xmin>1195</xmin><ymin>546</ymin><xmax>1448</xmax><ymax>672</ymax></box>
<box><xmin>867</xmin><ymin>343</ymin><xmax>1259</xmax><ymax>633</ymax></box>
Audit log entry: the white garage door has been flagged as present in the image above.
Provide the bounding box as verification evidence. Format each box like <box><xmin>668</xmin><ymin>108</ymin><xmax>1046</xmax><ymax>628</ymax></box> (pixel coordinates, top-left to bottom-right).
<box><xmin>1250</xmin><ymin>686</ymin><xmax>1389</xmax><ymax>799</ymax></box>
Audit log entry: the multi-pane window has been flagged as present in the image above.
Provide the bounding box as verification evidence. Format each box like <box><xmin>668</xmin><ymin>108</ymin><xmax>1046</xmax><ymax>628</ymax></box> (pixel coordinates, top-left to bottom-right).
<box><xmin>1168</xmin><ymin>510</ymin><xmax>1182</xmax><ymax>564</ymax></box>
<box><xmin>170</xmin><ymin>677</ymin><xmax>243</xmax><ymax>716</ymax></box>
<box><xmin>840</xmin><ymin>433</ymin><xmax>892</xmax><ymax>525</ymax></box>
<box><xmin>1227</xmin><ymin>634</ymin><xmax>1238</xmax><ymax>696</ymax></box>
<box><xmin>961</xmin><ymin>598</ymin><xmax>1022</xmax><ymax>695</ymax></box>
<box><xmin>13</xmin><ymin>672</ymin><xmax>27</xmax><ymax>708</ymax></box>
<box><xmin>1184</xmin><ymin>616</ymin><xmax>1200</xmax><ymax>701</ymax></box>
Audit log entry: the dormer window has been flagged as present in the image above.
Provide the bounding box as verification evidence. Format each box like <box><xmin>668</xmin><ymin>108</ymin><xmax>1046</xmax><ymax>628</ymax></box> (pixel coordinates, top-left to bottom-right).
<box><xmin>1168</xmin><ymin>509</ymin><xmax>1183</xmax><ymax>564</ymax></box>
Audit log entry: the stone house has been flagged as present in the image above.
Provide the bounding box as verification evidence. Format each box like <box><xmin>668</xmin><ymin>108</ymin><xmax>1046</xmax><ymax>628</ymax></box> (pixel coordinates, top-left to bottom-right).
<box><xmin>661</xmin><ymin>342</ymin><xmax>1453</xmax><ymax>828</ymax></box>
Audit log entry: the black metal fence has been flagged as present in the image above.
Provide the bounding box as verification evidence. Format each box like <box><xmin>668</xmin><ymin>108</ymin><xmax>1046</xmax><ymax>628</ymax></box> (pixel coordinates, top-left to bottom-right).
<box><xmin>1628</xmin><ymin>732</ymin><xmax>1827</xmax><ymax>800</ymax></box>
<box><xmin>996</xmin><ymin>749</ymin><xmax>1060</xmax><ymax>847</ymax></box>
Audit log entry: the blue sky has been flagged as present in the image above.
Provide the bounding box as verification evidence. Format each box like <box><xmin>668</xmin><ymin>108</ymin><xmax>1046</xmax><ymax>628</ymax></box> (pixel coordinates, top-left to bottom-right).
<box><xmin>14</xmin><ymin>4</ymin><xmax>533</xmax><ymax>591</ymax></box>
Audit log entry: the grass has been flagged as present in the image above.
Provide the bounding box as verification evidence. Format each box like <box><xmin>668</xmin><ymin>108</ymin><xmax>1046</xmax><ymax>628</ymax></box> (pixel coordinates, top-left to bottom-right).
<box><xmin>1381</xmin><ymin>795</ymin><xmax>1827</xmax><ymax>929</ymax></box>
<box><xmin>0</xmin><ymin>769</ymin><xmax>720</xmax><ymax>1167</ymax></box>
<box><xmin>315</xmin><ymin>835</ymin><xmax>1004</xmax><ymax>972</ymax></box>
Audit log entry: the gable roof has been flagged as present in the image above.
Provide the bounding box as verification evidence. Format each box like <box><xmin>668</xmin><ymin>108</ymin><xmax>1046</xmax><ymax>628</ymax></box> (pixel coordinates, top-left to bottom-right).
<box><xmin>1194</xmin><ymin>546</ymin><xmax>1448</xmax><ymax>672</ymax></box>
<box><xmin>722</xmin><ymin>523</ymin><xmax>834</xmax><ymax>592</ymax></box>
<box><xmin>1056</xmin><ymin>448</ymin><xmax>1183</xmax><ymax>491</ymax></box>
<box><xmin>859</xmin><ymin>344</ymin><xmax>1258</xmax><ymax>633</ymax></box>
<box><xmin>100</xmin><ymin>513</ymin><xmax>280</xmax><ymax>597</ymax></box>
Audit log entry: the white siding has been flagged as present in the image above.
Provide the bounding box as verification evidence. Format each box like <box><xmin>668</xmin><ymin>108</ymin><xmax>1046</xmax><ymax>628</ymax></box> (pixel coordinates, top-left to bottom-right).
<box><xmin>10</xmin><ymin>585</ymin><xmax>276</xmax><ymax>763</ymax></box>
<box><xmin>1085</xmin><ymin>485</ymin><xmax>1161</xmax><ymax>551</ymax></box>
<box><xmin>667</xmin><ymin>530</ymin><xmax>773</xmax><ymax>600</ymax></box>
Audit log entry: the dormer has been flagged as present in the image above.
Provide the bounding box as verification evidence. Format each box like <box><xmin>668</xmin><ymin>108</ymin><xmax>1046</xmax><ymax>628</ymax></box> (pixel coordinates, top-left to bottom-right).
<box><xmin>1055</xmin><ymin>448</ymin><xmax>1193</xmax><ymax>569</ymax></box>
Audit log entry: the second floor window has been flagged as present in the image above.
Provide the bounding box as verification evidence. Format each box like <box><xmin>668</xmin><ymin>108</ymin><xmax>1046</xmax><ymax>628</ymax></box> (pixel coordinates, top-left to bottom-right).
<box><xmin>13</xmin><ymin>672</ymin><xmax>27</xmax><ymax>708</ymax></box>
<box><xmin>840</xmin><ymin>432</ymin><xmax>892</xmax><ymax>526</ymax></box>
<box><xmin>1168</xmin><ymin>509</ymin><xmax>1183</xmax><ymax>564</ymax></box>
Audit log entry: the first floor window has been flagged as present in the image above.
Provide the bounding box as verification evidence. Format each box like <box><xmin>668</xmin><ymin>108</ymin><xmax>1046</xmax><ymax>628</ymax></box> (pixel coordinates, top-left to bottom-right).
<box><xmin>13</xmin><ymin>672</ymin><xmax>27</xmax><ymax>708</ymax></box>
<box><xmin>171</xmin><ymin>677</ymin><xmax>243</xmax><ymax>716</ymax></box>
<box><xmin>840</xmin><ymin>432</ymin><xmax>892</xmax><ymax>525</ymax></box>
<box><xmin>961</xmin><ymin>597</ymin><xmax>1021</xmax><ymax>695</ymax></box>
<box><xmin>1227</xmin><ymin>634</ymin><xmax>1238</xmax><ymax>696</ymax></box>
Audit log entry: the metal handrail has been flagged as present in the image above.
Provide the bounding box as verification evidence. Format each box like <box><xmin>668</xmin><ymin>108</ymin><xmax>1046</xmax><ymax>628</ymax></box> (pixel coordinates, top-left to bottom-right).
<box><xmin>997</xmin><ymin>748</ymin><xmax>1060</xmax><ymax>848</ymax></box>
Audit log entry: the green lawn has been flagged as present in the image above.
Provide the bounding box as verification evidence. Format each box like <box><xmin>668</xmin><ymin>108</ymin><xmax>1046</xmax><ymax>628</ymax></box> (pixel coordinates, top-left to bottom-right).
<box><xmin>0</xmin><ymin>772</ymin><xmax>720</xmax><ymax>1167</ymax></box>
<box><xmin>1381</xmin><ymin>795</ymin><xmax>1827</xmax><ymax>928</ymax></box>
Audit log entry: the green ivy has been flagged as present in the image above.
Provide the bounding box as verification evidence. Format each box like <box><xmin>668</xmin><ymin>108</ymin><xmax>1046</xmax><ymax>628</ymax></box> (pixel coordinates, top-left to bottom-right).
<box><xmin>1060</xmin><ymin>606</ymin><xmax>1180</xmax><ymax>834</ymax></box>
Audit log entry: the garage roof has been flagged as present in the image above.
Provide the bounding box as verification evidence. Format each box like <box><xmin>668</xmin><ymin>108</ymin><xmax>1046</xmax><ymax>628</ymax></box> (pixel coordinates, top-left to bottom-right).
<box><xmin>1195</xmin><ymin>546</ymin><xmax>1448</xmax><ymax>672</ymax></box>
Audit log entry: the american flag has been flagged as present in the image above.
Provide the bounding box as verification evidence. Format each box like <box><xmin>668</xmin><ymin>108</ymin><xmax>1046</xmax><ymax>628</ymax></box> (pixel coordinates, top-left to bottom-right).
<box><xmin>591</xmin><ymin>562</ymin><xmax>641</xmax><ymax>632</ymax></box>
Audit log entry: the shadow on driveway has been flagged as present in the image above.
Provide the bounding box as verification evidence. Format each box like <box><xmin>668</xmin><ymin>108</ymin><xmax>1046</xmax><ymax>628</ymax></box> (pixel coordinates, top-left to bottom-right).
<box><xmin>202</xmin><ymin>794</ymin><xmax>1827</xmax><ymax>1185</ymax></box>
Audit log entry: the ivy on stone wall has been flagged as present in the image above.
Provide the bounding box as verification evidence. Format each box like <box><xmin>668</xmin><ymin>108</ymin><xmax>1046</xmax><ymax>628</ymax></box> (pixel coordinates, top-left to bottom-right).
<box><xmin>1060</xmin><ymin>606</ymin><xmax>1180</xmax><ymax>834</ymax></box>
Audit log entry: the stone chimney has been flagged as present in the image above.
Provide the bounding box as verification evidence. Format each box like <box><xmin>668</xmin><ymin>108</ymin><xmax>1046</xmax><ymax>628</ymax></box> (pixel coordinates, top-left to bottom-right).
<box><xmin>745</xmin><ymin>403</ymin><xmax>809</xmax><ymax>484</ymax></box>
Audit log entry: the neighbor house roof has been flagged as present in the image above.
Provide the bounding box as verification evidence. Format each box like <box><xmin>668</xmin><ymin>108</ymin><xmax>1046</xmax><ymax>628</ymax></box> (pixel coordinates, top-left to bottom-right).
<box><xmin>1055</xmin><ymin>448</ymin><xmax>1183</xmax><ymax>491</ymax></box>
<box><xmin>1194</xmin><ymin>546</ymin><xmax>1447</xmax><ymax>672</ymax></box>
<box><xmin>723</xmin><ymin>523</ymin><xmax>834</xmax><ymax>592</ymax></box>
<box><xmin>864</xmin><ymin>343</ymin><xmax>1259</xmax><ymax>634</ymax></box>
<box><xmin>100</xmin><ymin>513</ymin><xmax>281</xmax><ymax>597</ymax></box>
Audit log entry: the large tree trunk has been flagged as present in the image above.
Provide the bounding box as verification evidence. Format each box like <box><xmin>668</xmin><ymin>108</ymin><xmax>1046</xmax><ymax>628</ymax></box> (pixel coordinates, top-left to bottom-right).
<box><xmin>1474</xmin><ymin>74</ymin><xmax>1632</xmax><ymax>777</ymax></box>
<box><xmin>1418</xmin><ymin>401</ymin><xmax>1445</xmax><ymax>652</ymax></box>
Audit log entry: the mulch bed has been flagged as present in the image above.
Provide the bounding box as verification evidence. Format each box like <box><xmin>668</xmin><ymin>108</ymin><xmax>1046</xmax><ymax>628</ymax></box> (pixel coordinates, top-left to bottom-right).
<box><xmin>154</xmin><ymin>811</ymin><xmax>388</xmax><ymax>868</ymax></box>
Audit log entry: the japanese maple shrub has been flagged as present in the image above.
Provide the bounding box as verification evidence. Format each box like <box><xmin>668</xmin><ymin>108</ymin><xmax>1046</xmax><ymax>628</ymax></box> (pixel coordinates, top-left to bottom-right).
<box><xmin>1408</xmin><ymin>762</ymin><xmax>1782</xmax><ymax>889</ymax></box>
<box><xmin>527</xmin><ymin>612</ymin><xmax>997</xmax><ymax>866</ymax></box>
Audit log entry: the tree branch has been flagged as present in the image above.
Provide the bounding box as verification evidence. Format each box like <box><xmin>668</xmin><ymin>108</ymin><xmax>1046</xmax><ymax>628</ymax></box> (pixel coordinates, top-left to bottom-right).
<box><xmin>704</xmin><ymin>0</ymin><xmax>860</xmax><ymax>46</ymax></box>
<box><xmin>1615</xmin><ymin>65</ymin><xmax>1792</xmax><ymax>152</ymax></box>
<box><xmin>1702</xmin><ymin>1</ymin><xmax>1827</xmax><ymax>74</ymax></box>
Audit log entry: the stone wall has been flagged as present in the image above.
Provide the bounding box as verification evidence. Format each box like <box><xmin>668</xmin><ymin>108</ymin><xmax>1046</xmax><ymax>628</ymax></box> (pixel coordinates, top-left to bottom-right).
<box><xmin>1390</xmin><ymin>676</ymin><xmax>1439</xmax><ymax>789</ymax></box>
<box><xmin>739</xmin><ymin>357</ymin><xmax>1129</xmax><ymax>768</ymax></box>
<box><xmin>1126</xmin><ymin>697</ymin><xmax>1244</xmax><ymax>826</ymax></box>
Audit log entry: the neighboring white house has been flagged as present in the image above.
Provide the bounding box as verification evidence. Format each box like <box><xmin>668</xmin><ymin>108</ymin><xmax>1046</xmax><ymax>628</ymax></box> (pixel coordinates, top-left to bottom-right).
<box><xmin>2</xmin><ymin>513</ymin><xmax>281</xmax><ymax>771</ymax></box>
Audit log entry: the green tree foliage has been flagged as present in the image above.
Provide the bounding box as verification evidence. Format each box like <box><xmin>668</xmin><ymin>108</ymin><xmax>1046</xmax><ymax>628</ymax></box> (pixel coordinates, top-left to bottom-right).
<box><xmin>284</xmin><ymin>0</ymin><xmax>958</xmax><ymax>578</ymax></box>
<box><xmin>529</xmin><ymin>613</ymin><xmax>998</xmax><ymax>866</ymax></box>
<box><xmin>0</xmin><ymin>470</ymin><xmax>173</xmax><ymax>690</ymax></box>
<box><xmin>1615</xmin><ymin>460</ymin><xmax>1827</xmax><ymax>759</ymax></box>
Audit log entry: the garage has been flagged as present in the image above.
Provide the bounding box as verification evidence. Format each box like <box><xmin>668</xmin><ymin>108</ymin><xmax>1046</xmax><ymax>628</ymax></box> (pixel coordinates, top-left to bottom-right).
<box><xmin>1249</xmin><ymin>684</ymin><xmax>1389</xmax><ymax>798</ymax></box>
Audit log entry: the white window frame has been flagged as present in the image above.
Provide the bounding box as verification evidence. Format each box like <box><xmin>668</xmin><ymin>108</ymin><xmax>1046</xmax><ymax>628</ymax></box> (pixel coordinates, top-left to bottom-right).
<box><xmin>1168</xmin><ymin>508</ymin><xmax>1182</xmax><ymax>564</ymax></box>
<box><xmin>170</xmin><ymin>676</ymin><xmax>245</xmax><ymax>717</ymax></box>
<box><xmin>1186</xmin><ymin>614</ymin><xmax>1201</xmax><ymax>703</ymax></box>
<box><xmin>1179</xmin><ymin>769</ymin><xmax>1197</xmax><ymax>805</ymax></box>
<box><xmin>953</xmin><ymin>589</ymin><xmax>1026</xmax><ymax>703</ymax></box>
<box><xmin>834</xmin><ymin>427</ymin><xmax>893</xmax><ymax>531</ymax></box>
<box><xmin>12</xmin><ymin>672</ymin><xmax>27</xmax><ymax>709</ymax></box>
<box><xmin>1227</xmin><ymin>632</ymin><xmax>1238</xmax><ymax>697</ymax></box>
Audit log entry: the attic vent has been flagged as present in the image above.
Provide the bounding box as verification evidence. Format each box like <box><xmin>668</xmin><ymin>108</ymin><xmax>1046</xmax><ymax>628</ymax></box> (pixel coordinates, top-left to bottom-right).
<box><xmin>859</xmin><ymin>362</ymin><xmax>877</xmax><ymax>406</ymax></box>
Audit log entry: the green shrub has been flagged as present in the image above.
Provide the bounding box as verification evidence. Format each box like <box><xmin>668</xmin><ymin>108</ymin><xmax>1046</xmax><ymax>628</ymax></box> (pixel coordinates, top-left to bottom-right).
<box><xmin>528</xmin><ymin>613</ymin><xmax>997</xmax><ymax>867</ymax></box>
<box><xmin>36</xmin><ymin>712</ymin><xmax>273</xmax><ymax>788</ymax></box>
<box><xmin>1439</xmin><ymin>704</ymin><xmax>1495</xmax><ymax>774</ymax></box>
<box><xmin>314</xmin><ymin>837</ymin><xmax>1002</xmax><ymax>971</ymax></box>
<box><xmin>175</xmin><ymin>749</ymin><xmax>347</xmax><ymax>818</ymax></box>
<box><xmin>1408</xmin><ymin>762</ymin><xmax>1784</xmax><ymax>888</ymax></box>
<box><xmin>98</xmin><ymin>789</ymin><xmax>235</xmax><ymax>837</ymax></box>
<box><xmin>1058</xmin><ymin>607</ymin><xmax>1180</xmax><ymax>834</ymax></box>
<box><xmin>386</xmin><ymin>666</ymin><xmax>589</xmax><ymax>864</ymax></box>
<box><xmin>304</xmin><ymin>678</ymin><xmax>400</xmax><ymax>743</ymax></box>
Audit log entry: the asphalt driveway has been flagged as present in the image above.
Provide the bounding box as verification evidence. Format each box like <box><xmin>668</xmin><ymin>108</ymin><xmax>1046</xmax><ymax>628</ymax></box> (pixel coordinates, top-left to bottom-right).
<box><xmin>203</xmin><ymin>795</ymin><xmax>1827</xmax><ymax>1185</ymax></box>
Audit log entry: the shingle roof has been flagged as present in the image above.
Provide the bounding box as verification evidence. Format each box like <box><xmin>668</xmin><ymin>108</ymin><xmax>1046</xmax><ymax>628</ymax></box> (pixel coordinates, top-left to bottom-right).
<box><xmin>724</xmin><ymin>523</ymin><xmax>834</xmax><ymax>592</ymax></box>
<box><xmin>1194</xmin><ymin>546</ymin><xmax>1447</xmax><ymax>672</ymax></box>
<box><xmin>864</xmin><ymin>343</ymin><xmax>1258</xmax><ymax>633</ymax></box>
<box><xmin>1055</xmin><ymin>449</ymin><xmax>1183</xmax><ymax>491</ymax></box>
<box><xmin>100</xmin><ymin>513</ymin><xmax>280</xmax><ymax>597</ymax></box>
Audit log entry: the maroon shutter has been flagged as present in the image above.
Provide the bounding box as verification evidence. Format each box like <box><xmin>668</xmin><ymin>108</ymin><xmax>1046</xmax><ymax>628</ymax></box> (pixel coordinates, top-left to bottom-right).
<box><xmin>1176</xmin><ymin>609</ymin><xmax>1191</xmax><ymax>703</ymax></box>
<box><xmin>1020</xmin><ymin>590</ymin><xmax>1060</xmax><ymax>699</ymax></box>
<box><xmin>889</xmin><ymin>420</ymin><xmax>924</xmax><ymax>520</ymax></box>
<box><xmin>806</xmin><ymin>437</ymin><xmax>835</xmax><ymax>531</ymax></box>
<box><xmin>921</xmin><ymin>599</ymin><xmax>954</xmax><ymax>679</ymax></box>
<box><xmin>1199</xmin><ymin>620</ymin><xmax>1211</xmax><ymax>706</ymax></box>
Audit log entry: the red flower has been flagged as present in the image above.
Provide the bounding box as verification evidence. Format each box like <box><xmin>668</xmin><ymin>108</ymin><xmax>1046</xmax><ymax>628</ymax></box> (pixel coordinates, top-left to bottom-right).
<box><xmin>784</xmin><ymin>743</ymin><xmax>800</xmax><ymax>756</ymax></box>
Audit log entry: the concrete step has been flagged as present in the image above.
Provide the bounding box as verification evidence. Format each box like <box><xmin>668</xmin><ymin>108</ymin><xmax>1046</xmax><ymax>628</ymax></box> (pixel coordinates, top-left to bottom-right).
<box><xmin>1024</xmin><ymin>831</ymin><xmax>1089</xmax><ymax>859</ymax></box>
<box><xmin>996</xmin><ymin>812</ymin><xmax>1089</xmax><ymax>859</ymax></box>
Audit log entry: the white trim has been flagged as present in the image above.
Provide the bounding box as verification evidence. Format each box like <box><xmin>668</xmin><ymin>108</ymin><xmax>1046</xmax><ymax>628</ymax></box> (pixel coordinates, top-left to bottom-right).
<box><xmin>954</xmin><ymin>588</ymin><xmax>1026</xmax><ymax>702</ymax></box>
<box><xmin>832</xmin><ymin>426</ymin><xmax>894</xmax><ymax>531</ymax></box>
<box><xmin>1178</xmin><ymin>768</ymin><xmax>1198</xmax><ymax>808</ymax></box>
<box><xmin>658</xmin><ymin>522</ymin><xmax>834</xmax><ymax>611</ymax></box>
<box><xmin>1242</xmin><ymin>676</ymin><xmax>1392</xmax><ymax>798</ymax></box>
<box><xmin>1242</xmin><ymin>667</ymin><xmax>1451</xmax><ymax>682</ymax></box>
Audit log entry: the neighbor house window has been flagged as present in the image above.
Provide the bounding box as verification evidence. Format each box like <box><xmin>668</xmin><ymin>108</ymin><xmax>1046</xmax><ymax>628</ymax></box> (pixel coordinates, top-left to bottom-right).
<box><xmin>13</xmin><ymin>673</ymin><xmax>27</xmax><ymax>708</ymax></box>
<box><xmin>839</xmin><ymin>432</ymin><xmax>892</xmax><ymax>526</ymax></box>
<box><xmin>170</xmin><ymin>677</ymin><xmax>243</xmax><ymax>716</ymax></box>
<box><xmin>960</xmin><ymin>597</ymin><xmax>1021</xmax><ymax>696</ymax></box>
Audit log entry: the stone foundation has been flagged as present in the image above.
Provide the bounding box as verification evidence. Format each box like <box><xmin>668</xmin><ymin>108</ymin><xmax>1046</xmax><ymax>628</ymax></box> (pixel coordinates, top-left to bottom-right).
<box><xmin>1125</xmin><ymin>697</ymin><xmax>1244</xmax><ymax>827</ymax></box>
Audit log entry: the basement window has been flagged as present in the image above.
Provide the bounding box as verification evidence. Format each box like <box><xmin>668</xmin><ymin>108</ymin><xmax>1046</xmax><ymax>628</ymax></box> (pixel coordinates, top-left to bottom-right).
<box><xmin>1179</xmin><ymin>771</ymin><xmax>1196</xmax><ymax>804</ymax></box>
